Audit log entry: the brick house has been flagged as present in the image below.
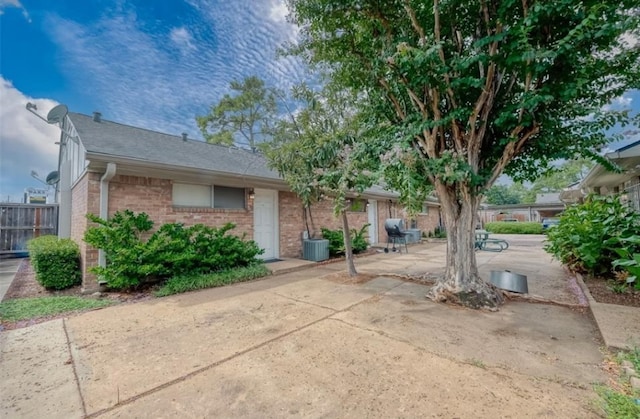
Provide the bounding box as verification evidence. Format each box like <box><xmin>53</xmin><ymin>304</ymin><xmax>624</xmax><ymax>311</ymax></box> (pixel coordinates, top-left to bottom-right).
<box><xmin>54</xmin><ymin>112</ymin><xmax>441</xmax><ymax>290</ymax></box>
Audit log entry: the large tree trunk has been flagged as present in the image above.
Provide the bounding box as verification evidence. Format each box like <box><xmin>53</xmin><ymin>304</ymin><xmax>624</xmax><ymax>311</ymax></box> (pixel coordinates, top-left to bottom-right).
<box><xmin>427</xmin><ymin>183</ymin><xmax>504</xmax><ymax>310</ymax></box>
<box><xmin>341</xmin><ymin>209</ymin><xmax>358</xmax><ymax>277</ymax></box>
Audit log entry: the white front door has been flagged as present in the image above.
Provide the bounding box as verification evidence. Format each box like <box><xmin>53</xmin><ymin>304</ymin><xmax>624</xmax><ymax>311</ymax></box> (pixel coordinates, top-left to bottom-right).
<box><xmin>253</xmin><ymin>189</ymin><xmax>278</xmax><ymax>260</ymax></box>
<box><xmin>367</xmin><ymin>199</ymin><xmax>378</xmax><ymax>244</ymax></box>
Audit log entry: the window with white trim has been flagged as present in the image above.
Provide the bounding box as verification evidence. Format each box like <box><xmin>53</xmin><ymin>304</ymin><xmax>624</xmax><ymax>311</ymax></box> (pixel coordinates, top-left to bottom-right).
<box><xmin>172</xmin><ymin>183</ymin><xmax>246</xmax><ymax>209</ymax></box>
<box><xmin>421</xmin><ymin>203</ymin><xmax>430</xmax><ymax>214</ymax></box>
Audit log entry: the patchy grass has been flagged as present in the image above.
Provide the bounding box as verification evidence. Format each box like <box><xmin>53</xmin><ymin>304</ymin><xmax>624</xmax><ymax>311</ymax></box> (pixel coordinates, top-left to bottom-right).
<box><xmin>155</xmin><ymin>264</ymin><xmax>271</xmax><ymax>297</ymax></box>
<box><xmin>595</xmin><ymin>385</ymin><xmax>640</xmax><ymax>419</ymax></box>
<box><xmin>0</xmin><ymin>296</ymin><xmax>114</xmax><ymax>322</ymax></box>
<box><xmin>594</xmin><ymin>348</ymin><xmax>640</xmax><ymax>418</ymax></box>
<box><xmin>618</xmin><ymin>347</ymin><xmax>640</xmax><ymax>372</ymax></box>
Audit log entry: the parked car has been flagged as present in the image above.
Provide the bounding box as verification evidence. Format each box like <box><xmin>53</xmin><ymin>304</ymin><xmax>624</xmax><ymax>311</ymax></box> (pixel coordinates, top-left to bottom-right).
<box><xmin>541</xmin><ymin>218</ymin><xmax>560</xmax><ymax>229</ymax></box>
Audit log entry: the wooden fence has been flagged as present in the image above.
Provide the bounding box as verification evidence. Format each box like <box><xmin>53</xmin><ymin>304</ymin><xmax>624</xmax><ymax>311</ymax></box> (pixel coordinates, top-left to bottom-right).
<box><xmin>0</xmin><ymin>204</ymin><xmax>58</xmax><ymax>255</ymax></box>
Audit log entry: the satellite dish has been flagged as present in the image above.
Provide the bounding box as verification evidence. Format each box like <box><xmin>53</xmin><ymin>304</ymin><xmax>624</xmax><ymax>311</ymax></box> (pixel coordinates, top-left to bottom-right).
<box><xmin>46</xmin><ymin>104</ymin><xmax>68</xmax><ymax>125</ymax></box>
<box><xmin>45</xmin><ymin>171</ymin><xmax>60</xmax><ymax>185</ymax></box>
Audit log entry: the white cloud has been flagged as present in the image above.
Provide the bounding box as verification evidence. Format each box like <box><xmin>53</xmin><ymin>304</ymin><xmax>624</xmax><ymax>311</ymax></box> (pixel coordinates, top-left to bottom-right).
<box><xmin>0</xmin><ymin>77</ymin><xmax>60</xmax><ymax>202</ymax></box>
<box><xmin>268</xmin><ymin>0</ymin><xmax>288</xmax><ymax>23</ymax></box>
<box><xmin>0</xmin><ymin>0</ymin><xmax>30</xmax><ymax>22</ymax></box>
<box><xmin>602</xmin><ymin>94</ymin><xmax>633</xmax><ymax>111</ymax></box>
<box><xmin>44</xmin><ymin>1</ymin><xmax>306</xmax><ymax>138</ymax></box>
<box><xmin>169</xmin><ymin>27</ymin><xmax>196</xmax><ymax>53</ymax></box>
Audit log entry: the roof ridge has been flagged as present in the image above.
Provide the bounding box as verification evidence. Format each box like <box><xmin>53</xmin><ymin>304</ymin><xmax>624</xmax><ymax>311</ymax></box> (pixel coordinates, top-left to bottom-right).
<box><xmin>68</xmin><ymin>112</ymin><xmax>263</xmax><ymax>156</ymax></box>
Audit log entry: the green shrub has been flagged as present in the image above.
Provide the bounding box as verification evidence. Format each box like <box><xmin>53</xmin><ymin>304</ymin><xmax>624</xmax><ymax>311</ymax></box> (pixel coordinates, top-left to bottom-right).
<box><xmin>611</xmin><ymin>235</ymin><xmax>640</xmax><ymax>290</ymax></box>
<box><xmin>84</xmin><ymin>211</ymin><xmax>155</xmax><ymax>290</ymax></box>
<box><xmin>321</xmin><ymin>224</ymin><xmax>370</xmax><ymax>257</ymax></box>
<box><xmin>27</xmin><ymin>235</ymin><xmax>81</xmax><ymax>290</ymax></box>
<box><xmin>484</xmin><ymin>222</ymin><xmax>543</xmax><ymax>234</ymax></box>
<box><xmin>544</xmin><ymin>195</ymin><xmax>640</xmax><ymax>275</ymax></box>
<box><xmin>433</xmin><ymin>226</ymin><xmax>447</xmax><ymax>238</ymax></box>
<box><xmin>155</xmin><ymin>264</ymin><xmax>270</xmax><ymax>297</ymax></box>
<box><xmin>84</xmin><ymin>210</ymin><xmax>264</xmax><ymax>290</ymax></box>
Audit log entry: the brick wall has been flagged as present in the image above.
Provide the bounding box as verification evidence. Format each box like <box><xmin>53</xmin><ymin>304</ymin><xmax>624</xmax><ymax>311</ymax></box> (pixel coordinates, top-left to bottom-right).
<box><xmin>414</xmin><ymin>207</ymin><xmax>442</xmax><ymax>237</ymax></box>
<box><xmin>278</xmin><ymin>193</ymin><xmax>424</xmax><ymax>256</ymax></box>
<box><xmin>70</xmin><ymin>172</ymin><xmax>101</xmax><ymax>291</ymax></box>
<box><xmin>278</xmin><ymin>191</ymin><xmax>305</xmax><ymax>258</ymax></box>
<box><xmin>73</xmin><ymin>172</ymin><xmax>442</xmax><ymax>287</ymax></box>
<box><xmin>278</xmin><ymin>192</ymin><xmax>377</xmax><ymax>257</ymax></box>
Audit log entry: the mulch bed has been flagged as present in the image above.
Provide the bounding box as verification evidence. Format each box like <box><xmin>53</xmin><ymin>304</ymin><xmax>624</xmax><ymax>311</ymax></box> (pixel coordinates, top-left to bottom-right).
<box><xmin>2</xmin><ymin>259</ymin><xmax>153</xmax><ymax>303</ymax></box>
<box><xmin>582</xmin><ymin>275</ymin><xmax>640</xmax><ymax>308</ymax></box>
<box><xmin>2</xmin><ymin>259</ymin><xmax>83</xmax><ymax>301</ymax></box>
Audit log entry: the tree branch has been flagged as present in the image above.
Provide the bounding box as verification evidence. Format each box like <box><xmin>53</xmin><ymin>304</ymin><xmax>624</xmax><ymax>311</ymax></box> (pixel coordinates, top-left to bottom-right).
<box><xmin>485</xmin><ymin>124</ymin><xmax>540</xmax><ymax>188</ymax></box>
<box><xmin>432</xmin><ymin>0</ymin><xmax>459</xmax><ymax>111</ymax></box>
<box><xmin>403</xmin><ymin>0</ymin><xmax>426</xmax><ymax>45</ymax></box>
<box><xmin>378</xmin><ymin>78</ymin><xmax>406</xmax><ymax>120</ymax></box>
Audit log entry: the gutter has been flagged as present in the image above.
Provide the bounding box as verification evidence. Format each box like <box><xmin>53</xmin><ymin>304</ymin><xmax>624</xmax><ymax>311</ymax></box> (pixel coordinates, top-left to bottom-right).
<box><xmin>98</xmin><ymin>163</ymin><xmax>117</xmax><ymax>269</ymax></box>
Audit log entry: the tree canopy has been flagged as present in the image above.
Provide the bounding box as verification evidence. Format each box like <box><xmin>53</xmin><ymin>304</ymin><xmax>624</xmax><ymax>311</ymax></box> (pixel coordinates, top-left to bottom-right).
<box><xmin>196</xmin><ymin>76</ymin><xmax>277</xmax><ymax>150</ymax></box>
<box><xmin>264</xmin><ymin>84</ymin><xmax>377</xmax><ymax>275</ymax></box>
<box><xmin>484</xmin><ymin>184</ymin><xmax>523</xmax><ymax>205</ymax></box>
<box><xmin>285</xmin><ymin>0</ymin><xmax>640</xmax><ymax>309</ymax></box>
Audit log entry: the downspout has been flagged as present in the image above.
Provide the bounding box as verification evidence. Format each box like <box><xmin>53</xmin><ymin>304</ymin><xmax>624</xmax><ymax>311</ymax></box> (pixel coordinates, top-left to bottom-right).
<box><xmin>99</xmin><ymin>163</ymin><xmax>117</xmax><ymax>268</ymax></box>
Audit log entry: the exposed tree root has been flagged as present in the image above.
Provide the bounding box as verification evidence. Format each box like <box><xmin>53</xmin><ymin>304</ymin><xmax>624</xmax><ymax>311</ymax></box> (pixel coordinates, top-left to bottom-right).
<box><xmin>377</xmin><ymin>272</ymin><xmax>439</xmax><ymax>284</ymax></box>
<box><xmin>501</xmin><ymin>290</ymin><xmax>588</xmax><ymax>309</ymax></box>
<box><xmin>426</xmin><ymin>280</ymin><xmax>504</xmax><ymax>311</ymax></box>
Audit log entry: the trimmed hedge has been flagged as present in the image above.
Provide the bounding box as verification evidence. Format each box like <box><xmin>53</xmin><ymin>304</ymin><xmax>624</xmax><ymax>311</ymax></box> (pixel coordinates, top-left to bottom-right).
<box><xmin>84</xmin><ymin>210</ymin><xmax>264</xmax><ymax>290</ymax></box>
<box><xmin>27</xmin><ymin>235</ymin><xmax>81</xmax><ymax>290</ymax></box>
<box><xmin>484</xmin><ymin>222</ymin><xmax>543</xmax><ymax>234</ymax></box>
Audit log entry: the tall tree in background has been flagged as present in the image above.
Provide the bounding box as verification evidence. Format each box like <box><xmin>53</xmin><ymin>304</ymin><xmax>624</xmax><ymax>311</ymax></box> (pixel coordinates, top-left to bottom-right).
<box><xmin>286</xmin><ymin>0</ymin><xmax>640</xmax><ymax>308</ymax></box>
<box><xmin>484</xmin><ymin>184</ymin><xmax>522</xmax><ymax>205</ymax></box>
<box><xmin>522</xmin><ymin>159</ymin><xmax>595</xmax><ymax>203</ymax></box>
<box><xmin>197</xmin><ymin>76</ymin><xmax>277</xmax><ymax>150</ymax></box>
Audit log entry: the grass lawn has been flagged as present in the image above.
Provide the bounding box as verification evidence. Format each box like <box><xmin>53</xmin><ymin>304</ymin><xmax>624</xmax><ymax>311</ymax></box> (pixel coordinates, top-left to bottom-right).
<box><xmin>0</xmin><ymin>296</ymin><xmax>114</xmax><ymax>322</ymax></box>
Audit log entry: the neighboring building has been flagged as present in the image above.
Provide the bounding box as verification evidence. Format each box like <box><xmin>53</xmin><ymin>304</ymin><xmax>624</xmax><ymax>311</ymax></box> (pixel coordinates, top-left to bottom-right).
<box><xmin>55</xmin><ymin>112</ymin><xmax>441</xmax><ymax>290</ymax></box>
<box><xmin>561</xmin><ymin>140</ymin><xmax>640</xmax><ymax>212</ymax></box>
<box><xmin>478</xmin><ymin>193</ymin><xmax>565</xmax><ymax>225</ymax></box>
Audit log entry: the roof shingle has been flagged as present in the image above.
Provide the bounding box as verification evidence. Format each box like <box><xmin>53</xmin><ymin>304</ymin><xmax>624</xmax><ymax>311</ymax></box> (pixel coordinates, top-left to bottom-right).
<box><xmin>68</xmin><ymin>112</ymin><xmax>280</xmax><ymax>180</ymax></box>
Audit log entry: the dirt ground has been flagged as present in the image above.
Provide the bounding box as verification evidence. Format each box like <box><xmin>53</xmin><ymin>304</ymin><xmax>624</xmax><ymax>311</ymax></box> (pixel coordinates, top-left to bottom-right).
<box><xmin>583</xmin><ymin>275</ymin><xmax>640</xmax><ymax>307</ymax></box>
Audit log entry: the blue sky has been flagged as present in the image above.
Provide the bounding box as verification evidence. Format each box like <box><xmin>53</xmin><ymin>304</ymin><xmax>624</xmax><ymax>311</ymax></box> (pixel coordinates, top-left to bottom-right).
<box><xmin>0</xmin><ymin>0</ymin><xmax>303</xmax><ymax>201</ymax></box>
<box><xmin>0</xmin><ymin>0</ymin><xmax>638</xmax><ymax>201</ymax></box>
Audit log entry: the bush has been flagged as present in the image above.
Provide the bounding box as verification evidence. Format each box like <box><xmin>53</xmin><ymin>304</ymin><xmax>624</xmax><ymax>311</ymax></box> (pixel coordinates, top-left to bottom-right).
<box><xmin>27</xmin><ymin>235</ymin><xmax>81</xmax><ymax>290</ymax></box>
<box><xmin>84</xmin><ymin>210</ymin><xmax>264</xmax><ymax>290</ymax></box>
<box><xmin>544</xmin><ymin>195</ymin><xmax>640</xmax><ymax>276</ymax></box>
<box><xmin>321</xmin><ymin>224</ymin><xmax>370</xmax><ymax>257</ymax></box>
<box><xmin>484</xmin><ymin>222</ymin><xmax>543</xmax><ymax>234</ymax></box>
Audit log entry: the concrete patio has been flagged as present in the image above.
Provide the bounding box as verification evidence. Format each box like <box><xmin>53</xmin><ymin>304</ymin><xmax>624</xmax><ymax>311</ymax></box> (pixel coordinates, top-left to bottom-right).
<box><xmin>0</xmin><ymin>236</ymin><xmax>634</xmax><ymax>418</ymax></box>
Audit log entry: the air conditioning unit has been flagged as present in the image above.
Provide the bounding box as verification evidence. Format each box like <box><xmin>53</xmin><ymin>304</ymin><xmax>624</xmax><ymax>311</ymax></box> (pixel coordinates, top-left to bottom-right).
<box><xmin>303</xmin><ymin>239</ymin><xmax>329</xmax><ymax>262</ymax></box>
<box><xmin>405</xmin><ymin>229</ymin><xmax>421</xmax><ymax>244</ymax></box>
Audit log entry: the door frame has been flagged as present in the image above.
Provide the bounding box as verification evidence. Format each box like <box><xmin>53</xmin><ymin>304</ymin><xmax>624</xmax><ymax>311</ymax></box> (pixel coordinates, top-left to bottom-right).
<box><xmin>367</xmin><ymin>199</ymin><xmax>378</xmax><ymax>245</ymax></box>
<box><xmin>253</xmin><ymin>188</ymin><xmax>279</xmax><ymax>260</ymax></box>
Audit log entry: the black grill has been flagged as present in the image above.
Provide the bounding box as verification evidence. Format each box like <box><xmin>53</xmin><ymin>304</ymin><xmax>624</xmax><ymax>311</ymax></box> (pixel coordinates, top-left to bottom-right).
<box><xmin>384</xmin><ymin>218</ymin><xmax>408</xmax><ymax>253</ymax></box>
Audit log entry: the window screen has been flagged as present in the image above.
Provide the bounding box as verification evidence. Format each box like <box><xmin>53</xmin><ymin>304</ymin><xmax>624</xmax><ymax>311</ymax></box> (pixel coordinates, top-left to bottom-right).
<box><xmin>173</xmin><ymin>183</ymin><xmax>212</xmax><ymax>207</ymax></box>
<box><xmin>214</xmin><ymin>186</ymin><xmax>246</xmax><ymax>209</ymax></box>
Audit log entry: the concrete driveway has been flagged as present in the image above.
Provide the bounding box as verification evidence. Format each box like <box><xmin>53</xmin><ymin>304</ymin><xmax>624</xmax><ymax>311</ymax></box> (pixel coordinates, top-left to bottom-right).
<box><xmin>1</xmin><ymin>237</ymin><xmax>606</xmax><ymax>418</ymax></box>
